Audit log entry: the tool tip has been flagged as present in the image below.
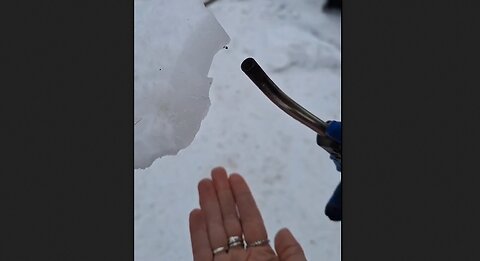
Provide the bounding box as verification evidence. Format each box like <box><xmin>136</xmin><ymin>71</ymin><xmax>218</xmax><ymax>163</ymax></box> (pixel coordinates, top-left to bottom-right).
<box><xmin>241</xmin><ymin>57</ymin><xmax>256</xmax><ymax>73</ymax></box>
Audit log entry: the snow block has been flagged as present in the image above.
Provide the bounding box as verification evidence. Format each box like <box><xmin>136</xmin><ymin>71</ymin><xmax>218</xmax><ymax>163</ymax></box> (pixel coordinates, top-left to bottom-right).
<box><xmin>134</xmin><ymin>0</ymin><xmax>230</xmax><ymax>169</ymax></box>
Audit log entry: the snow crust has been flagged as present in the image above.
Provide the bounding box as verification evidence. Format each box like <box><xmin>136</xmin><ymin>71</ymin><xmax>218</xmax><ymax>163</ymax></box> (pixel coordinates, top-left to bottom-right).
<box><xmin>134</xmin><ymin>0</ymin><xmax>230</xmax><ymax>169</ymax></box>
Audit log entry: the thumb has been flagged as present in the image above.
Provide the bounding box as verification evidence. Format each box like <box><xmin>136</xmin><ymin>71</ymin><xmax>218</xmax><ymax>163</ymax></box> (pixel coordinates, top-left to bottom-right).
<box><xmin>274</xmin><ymin>228</ymin><xmax>307</xmax><ymax>261</ymax></box>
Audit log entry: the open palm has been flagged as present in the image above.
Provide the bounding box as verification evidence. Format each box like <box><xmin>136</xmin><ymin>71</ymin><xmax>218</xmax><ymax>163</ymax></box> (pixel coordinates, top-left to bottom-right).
<box><xmin>189</xmin><ymin>167</ymin><xmax>307</xmax><ymax>261</ymax></box>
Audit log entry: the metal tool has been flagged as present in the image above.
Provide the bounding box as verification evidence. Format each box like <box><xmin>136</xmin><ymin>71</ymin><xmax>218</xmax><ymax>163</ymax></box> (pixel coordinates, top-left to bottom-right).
<box><xmin>241</xmin><ymin>57</ymin><xmax>341</xmax><ymax>161</ymax></box>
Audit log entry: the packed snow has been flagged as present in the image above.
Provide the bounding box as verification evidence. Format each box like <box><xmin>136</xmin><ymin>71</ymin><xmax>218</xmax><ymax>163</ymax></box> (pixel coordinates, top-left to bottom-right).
<box><xmin>135</xmin><ymin>0</ymin><xmax>341</xmax><ymax>260</ymax></box>
<box><xmin>134</xmin><ymin>0</ymin><xmax>230</xmax><ymax>169</ymax></box>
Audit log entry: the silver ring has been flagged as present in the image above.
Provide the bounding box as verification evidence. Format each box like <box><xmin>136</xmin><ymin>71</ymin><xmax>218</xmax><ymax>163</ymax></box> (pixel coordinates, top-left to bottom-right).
<box><xmin>212</xmin><ymin>246</ymin><xmax>228</xmax><ymax>255</ymax></box>
<box><xmin>229</xmin><ymin>241</ymin><xmax>244</xmax><ymax>248</ymax></box>
<box><xmin>228</xmin><ymin>236</ymin><xmax>245</xmax><ymax>248</ymax></box>
<box><xmin>228</xmin><ymin>236</ymin><xmax>242</xmax><ymax>244</ymax></box>
<box><xmin>246</xmin><ymin>239</ymin><xmax>270</xmax><ymax>248</ymax></box>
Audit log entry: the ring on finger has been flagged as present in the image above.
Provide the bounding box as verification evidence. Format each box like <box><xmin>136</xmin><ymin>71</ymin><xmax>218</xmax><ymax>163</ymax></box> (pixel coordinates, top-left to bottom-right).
<box><xmin>229</xmin><ymin>241</ymin><xmax>244</xmax><ymax>248</ymax></box>
<box><xmin>246</xmin><ymin>239</ymin><xmax>270</xmax><ymax>248</ymax></box>
<box><xmin>212</xmin><ymin>246</ymin><xmax>228</xmax><ymax>255</ymax></box>
<box><xmin>228</xmin><ymin>236</ymin><xmax>244</xmax><ymax>248</ymax></box>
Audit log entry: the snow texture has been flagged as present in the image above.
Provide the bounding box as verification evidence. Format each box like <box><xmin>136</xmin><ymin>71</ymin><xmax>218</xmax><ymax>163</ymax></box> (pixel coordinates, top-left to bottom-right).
<box><xmin>135</xmin><ymin>0</ymin><xmax>341</xmax><ymax>260</ymax></box>
<box><xmin>134</xmin><ymin>0</ymin><xmax>230</xmax><ymax>169</ymax></box>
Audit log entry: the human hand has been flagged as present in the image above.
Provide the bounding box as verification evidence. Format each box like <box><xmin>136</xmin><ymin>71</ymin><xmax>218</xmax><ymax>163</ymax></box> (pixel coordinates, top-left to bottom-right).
<box><xmin>189</xmin><ymin>167</ymin><xmax>307</xmax><ymax>261</ymax></box>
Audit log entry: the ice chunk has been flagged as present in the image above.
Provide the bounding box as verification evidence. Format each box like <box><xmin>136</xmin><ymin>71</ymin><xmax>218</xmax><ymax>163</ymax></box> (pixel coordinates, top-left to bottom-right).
<box><xmin>134</xmin><ymin>0</ymin><xmax>230</xmax><ymax>169</ymax></box>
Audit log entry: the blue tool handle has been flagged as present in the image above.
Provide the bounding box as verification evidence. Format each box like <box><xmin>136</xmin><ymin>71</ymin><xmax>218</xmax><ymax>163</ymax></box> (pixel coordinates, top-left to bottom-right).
<box><xmin>326</xmin><ymin>120</ymin><xmax>341</xmax><ymax>143</ymax></box>
<box><xmin>317</xmin><ymin>120</ymin><xmax>342</xmax><ymax>221</ymax></box>
<box><xmin>317</xmin><ymin>120</ymin><xmax>342</xmax><ymax>171</ymax></box>
<box><xmin>325</xmin><ymin>181</ymin><xmax>342</xmax><ymax>221</ymax></box>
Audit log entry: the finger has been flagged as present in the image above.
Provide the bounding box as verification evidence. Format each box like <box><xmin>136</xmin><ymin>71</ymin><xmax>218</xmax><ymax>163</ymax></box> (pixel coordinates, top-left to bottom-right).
<box><xmin>274</xmin><ymin>228</ymin><xmax>307</xmax><ymax>261</ymax></box>
<box><xmin>198</xmin><ymin>179</ymin><xmax>228</xmax><ymax>252</ymax></box>
<box><xmin>211</xmin><ymin>167</ymin><xmax>243</xmax><ymax>238</ymax></box>
<box><xmin>189</xmin><ymin>209</ymin><xmax>213</xmax><ymax>261</ymax></box>
<box><xmin>229</xmin><ymin>174</ymin><xmax>269</xmax><ymax>245</ymax></box>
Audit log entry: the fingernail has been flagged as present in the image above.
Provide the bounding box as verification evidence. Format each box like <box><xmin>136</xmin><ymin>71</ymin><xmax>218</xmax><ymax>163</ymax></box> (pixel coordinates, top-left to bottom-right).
<box><xmin>212</xmin><ymin>166</ymin><xmax>225</xmax><ymax>172</ymax></box>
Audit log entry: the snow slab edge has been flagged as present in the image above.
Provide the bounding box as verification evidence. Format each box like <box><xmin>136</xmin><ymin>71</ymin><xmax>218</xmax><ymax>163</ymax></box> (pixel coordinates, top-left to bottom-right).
<box><xmin>134</xmin><ymin>0</ymin><xmax>230</xmax><ymax>169</ymax></box>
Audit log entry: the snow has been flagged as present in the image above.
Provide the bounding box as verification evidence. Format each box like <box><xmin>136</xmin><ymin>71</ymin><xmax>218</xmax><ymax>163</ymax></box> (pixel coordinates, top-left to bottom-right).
<box><xmin>135</xmin><ymin>0</ymin><xmax>341</xmax><ymax>260</ymax></box>
<box><xmin>134</xmin><ymin>0</ymin><xmax>230</xmax><ymax>169</ymax></box>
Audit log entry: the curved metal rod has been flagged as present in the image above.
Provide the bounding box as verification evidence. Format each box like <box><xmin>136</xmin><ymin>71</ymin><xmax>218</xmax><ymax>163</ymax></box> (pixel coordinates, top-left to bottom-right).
<box><xmin>241</xmin><ymin>57</ymin><xmax>328</xmax><ymax>135</ymax></box>
<box><xmin>241</xmin><ymin>57</ymin><xmax>341</xmax><ymax>159</ymax></box>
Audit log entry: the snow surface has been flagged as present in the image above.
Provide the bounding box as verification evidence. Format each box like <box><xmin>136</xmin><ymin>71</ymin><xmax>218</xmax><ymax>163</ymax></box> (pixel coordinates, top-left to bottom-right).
<box><xmin>135</xmin><ymin>0</ymin><xmax>341</xmax><ymax>260</ymax></box>
<box><xmin>134</xmin><ymin>0</ymin><xmax>229</xmax><ymax>169</ymax></box>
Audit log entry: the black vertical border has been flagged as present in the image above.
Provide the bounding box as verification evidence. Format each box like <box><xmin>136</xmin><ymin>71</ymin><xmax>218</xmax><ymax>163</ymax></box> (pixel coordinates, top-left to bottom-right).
<box><xmin>1</xmin><ymin>1</ymin><xmax>133</xmax><ymax>260</ymax></box>
<box><xmin>343</xmin><ymin>1</ymin><xmax>480</xmax><ymax>260</ymax></box>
